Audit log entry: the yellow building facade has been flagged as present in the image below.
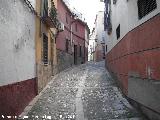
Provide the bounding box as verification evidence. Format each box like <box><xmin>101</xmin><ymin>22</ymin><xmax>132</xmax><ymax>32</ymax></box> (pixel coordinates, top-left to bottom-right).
<box><xmin>35</xmin><ymin>0</ymin><xmax>58</xmax><ymax>92</ymax></box>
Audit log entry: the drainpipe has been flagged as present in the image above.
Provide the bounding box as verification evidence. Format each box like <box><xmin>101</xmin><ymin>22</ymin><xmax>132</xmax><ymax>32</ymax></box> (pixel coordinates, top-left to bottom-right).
<box><xmin>84</xmin><ymin>40</ymin><xmax>85</xmax><ymax>63</ymax></box>
<box><xmin>70</xmin><ymin>15</ymin><xmax>77</xmax><ymax>66</ymax></box>
<box><xmin>70</xmin><ymin>16</ymin><xmax>77</xmax><ymax>53</ymax></box>
<box><xmin>71</xmin><ymin>21</ymin><xmax>73</xmax><ymax>51</ymax></box>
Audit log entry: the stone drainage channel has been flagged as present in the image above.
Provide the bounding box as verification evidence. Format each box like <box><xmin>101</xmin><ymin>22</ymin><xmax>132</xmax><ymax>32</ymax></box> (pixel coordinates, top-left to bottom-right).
<box><xmin>75</xmin><ymin>69</ymin><xmax>88</xmax><ymax>120</ymax></box>
<box><xmin>20</xmin><ymin>61</ymin><xmax>146</xmax><ymax>120</ymax></box>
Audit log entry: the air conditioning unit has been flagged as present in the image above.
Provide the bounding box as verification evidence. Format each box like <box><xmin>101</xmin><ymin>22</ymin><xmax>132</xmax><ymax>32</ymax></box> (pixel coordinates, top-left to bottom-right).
<box><xmin>58</xmin><ymin>21</ymin><xmax>65</xmax><ymax>32</ymax></box>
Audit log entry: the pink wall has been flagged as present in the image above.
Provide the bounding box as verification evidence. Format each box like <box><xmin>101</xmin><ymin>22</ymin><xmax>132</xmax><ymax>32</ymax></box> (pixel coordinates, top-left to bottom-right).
<box><xmin>106</xmin><ymin>15</ymin><xmax>160</xmax><ymax>94</ymax></box>
<box><xmin>56</xmin><ymin>0</ymin><xmax>88</xmax><ymax>63</ymax></box>
<box><xmin>0</xmin><ymin>78</ymin><xmax>37</xmax><ymax>116</ymax></box>
<box><xmin>72</xmin><ymin>20</ymin><xmax>85</xmax><ymax>40</ymax></box>
<box><xmin>56</xmin><ymin>0</ymin><xmax>72</xmax><ymax>51</ymax></box>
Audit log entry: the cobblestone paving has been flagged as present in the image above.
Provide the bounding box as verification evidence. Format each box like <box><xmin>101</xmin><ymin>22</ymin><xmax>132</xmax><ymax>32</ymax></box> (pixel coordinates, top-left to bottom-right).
<box><xmin>27</xmin><ymin>61</ymin><xmax>146</xmax><ymax>120</ymax></box>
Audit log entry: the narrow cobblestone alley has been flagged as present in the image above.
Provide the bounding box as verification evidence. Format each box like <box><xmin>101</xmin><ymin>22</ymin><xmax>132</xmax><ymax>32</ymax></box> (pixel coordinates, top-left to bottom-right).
<box><xmin>26</xmin><ymin>61</ymin><xmax>145</xmax><ymax>120</ymax></box>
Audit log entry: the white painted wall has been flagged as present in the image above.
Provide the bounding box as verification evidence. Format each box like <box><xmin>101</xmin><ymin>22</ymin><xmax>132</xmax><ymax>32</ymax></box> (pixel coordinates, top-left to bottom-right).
<box><xmin>95</xmin><ymin>11</ymin><xmax>107</xmax><ymax>44</ymax></box>
<box><xmin>88</xmin><ymin>29</ymin><xmax>96</xmax><ymax>61</ymax></box>
<box><xmin>106</xmin><ymin>0</ymin><xmax>160</xmax><ymax>53</ymax></box>
<box><xmin>94</xmin><ymin>11</ymin><xmax>107</xmax><ymax>54</ymax></box>
<box><xmin>0</xmin><ymin>0</ymin><xmax>36</xmax><ymax>86</ymax></box>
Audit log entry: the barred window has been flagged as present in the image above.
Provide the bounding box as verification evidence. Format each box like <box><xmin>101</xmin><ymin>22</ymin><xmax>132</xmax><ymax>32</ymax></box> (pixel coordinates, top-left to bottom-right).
<box><xmin>116</xmin><ymin>24</ymin><xmax>120</xmax><ymax>40</ymax></box>
<box><xmin>41</xmin><ymin>0</ymin><xmax>48</xmax><ymax>17</ymax></box>
<box><xmin>137</xmin><ymin>0</ymin><xmax>157</xmax><ymax>19</ymax></box>
<box><xmin>106</xmin><ymin>45</ymin><xmax>107</xmax><ymax>52</ymax></box>
<box><xmin>43</xmin><ymin>33</ymin><xmax>48</xmax><ymax>65</ymax></box>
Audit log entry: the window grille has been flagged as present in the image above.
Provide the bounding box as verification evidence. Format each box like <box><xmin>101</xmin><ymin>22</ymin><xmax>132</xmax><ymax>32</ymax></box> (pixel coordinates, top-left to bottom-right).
<box><xmin>102</xmin><ymin>46</ymin><xmax>105</xmax><ymax>59</ymax></box>
<box><xmin>138</xmin><ymin>0</ymin><xmax>157</xmax><ymax>19</ymax></box>
<box><xmin>41</xmin><ymin>0</ymin><xmax>48</xmax><ymax>17</ymax></box>
<box><xmin>116</xmin><ymin>24</ymin><xmax>120</xmax><ymax>40</ymax></box>
<box><xmin>104</xmin><ymin>0</ymin><xmax>112</xmax><ymax>34</ymax></box>
<box><xmin>106</xmin><ymin>45</ymin><xmax>107</xmax><ymax>52</ymax></box>
<box><xmin>43</xmin><ymin>33</ymin><xmax>48</xmax><ymax>65</ymax></box>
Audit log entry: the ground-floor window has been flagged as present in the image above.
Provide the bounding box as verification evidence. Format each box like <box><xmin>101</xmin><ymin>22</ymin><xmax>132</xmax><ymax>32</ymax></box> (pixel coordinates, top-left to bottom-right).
<box><xmin>116</xmin><ymin>24</ymin><xmax>120</xmax><ymax>40</ymax></box>
<box><xmin>43</xmin><ymin>33</ymin><xmax>48</xmax><ymax>65</ymax></box>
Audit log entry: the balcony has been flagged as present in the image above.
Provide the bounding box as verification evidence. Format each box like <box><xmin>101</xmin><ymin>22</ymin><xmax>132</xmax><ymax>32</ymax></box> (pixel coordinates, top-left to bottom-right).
<box><xmin>107</xmin><ymin>12</ymin><xmax>112</xmax><ymax>35</ymax></box>
<box><xmin>104</xmin><ymin>11</ymin><xmax>112</xmax><ymax>35</ymax></box>
<box><xmin>41</xmin><ymin>1</ymin><xmax>58</xmax><ymax>28</ymax></box>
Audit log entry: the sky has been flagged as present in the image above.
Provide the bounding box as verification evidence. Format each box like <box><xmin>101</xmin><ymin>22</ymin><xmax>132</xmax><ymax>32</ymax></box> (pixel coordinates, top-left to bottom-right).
<box><xmin>68</xmin><ymin>0</ymin><xmax>104</xmax><ymax>30</ymax></box>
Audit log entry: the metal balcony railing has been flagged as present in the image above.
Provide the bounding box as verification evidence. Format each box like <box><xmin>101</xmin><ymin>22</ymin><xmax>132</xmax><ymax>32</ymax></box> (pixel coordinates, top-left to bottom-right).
<box><xmin>42</xmin><ymin>0</ymin><xmax>58</xmax><ymax>28</ymax></box>
<box><xmin>104</xmin><ymin>0</ymin><xmax>112</xmax><ymax>35</ymax></box>
<box><xmin>49</xmin><ymin>2</ymin><xmax>58</xmax><ymax>26</ymax></box>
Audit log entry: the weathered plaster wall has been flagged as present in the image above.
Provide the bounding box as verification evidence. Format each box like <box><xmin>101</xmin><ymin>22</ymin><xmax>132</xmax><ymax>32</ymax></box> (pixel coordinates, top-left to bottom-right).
<box><xmin>95</xmin><ymin>44</ymin><xmax>104</xmax><ymax>62</ymax></box>
<box><xmin>95</xmin><ymin>11</ymin><xmax>107</xmax><ymax>45</ymax></box>
<box><xmin>35</xmin><ymin>20</ymin><xmax>54</xmax><ymax>93</ymax></box>
<box><xmin>0</xmin><ymin>0</ymin><xmax>36</xmax><ymax>86</ymax></box>
<box><xmin>95</xmin><ymin>11</ymin><xmax>106</xmax><ymax>61</ymax></box>
<box><xmin>57</xmin><ymin>50</ymin><xmax>74</xmax><ymax>72</ymax></box>
<box><xmin>0</xmin><ymin>0</ymin><xmax>37</xmax><ymax>116</ymax></box>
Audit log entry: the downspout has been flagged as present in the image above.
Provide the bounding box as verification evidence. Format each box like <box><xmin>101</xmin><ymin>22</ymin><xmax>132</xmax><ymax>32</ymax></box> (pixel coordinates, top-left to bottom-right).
<box><xmin>71</xmin><ymin>20</ymin><xmax>73</xmax><ymax>53</ymax></box>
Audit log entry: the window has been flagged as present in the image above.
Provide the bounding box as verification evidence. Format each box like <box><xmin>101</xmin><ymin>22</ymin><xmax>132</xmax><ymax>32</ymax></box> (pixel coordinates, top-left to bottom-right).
<box><xmin>41</xmin><ymin>0</ymin><xmax>48</xmax><ymax>17</ymax></box>
<box><xmin>79</xmin><ymin>46</ymin><xmax>82</xmax><ymax>57</ymax></box>
<box><xmin>104</xmin><ymin>0</ymin><xmax>112</xmax><ymax>34</ymax></box>
<box><xmin>66</xmin><ymin>13</ymin><xmax>68</xmax><ymax>23</ymax></box>
<box><xmin>103</xmin><ymin>46</ymin><xmax>105</xmax><ymax>59</ymax></box>
<box><xmin>75</xmin><ymin>24</ymin><xmax>78</xmax><ymax>32</ymax></box>
<box><xmin>137</xmin><ymin>0</ymin><xmax>157</xmax><ymax>19</ymax></box>
<box><xmin>43</xmin><ymin>33</ymin><xmax>48</xmax><ymax>65</ymax></box>
<box><xmin>106</xmin><ymin>45</ymin><xmax>107</xmax><ymax>52</ymax></box>
<box><xmin>113</xmin><ymin>0</ymin><xmax>117</xmax><ymax>4</ymax></box>
<box><xmin>102</xmin><ymin>46</ymin><xmax>105</xmax><ymax>53</ymax></box>
<box><xmin>116</xmin><ymin>24</ymin><xmax>120</xmax><ymax>40</ymax></box>
<box><xmin>66</xmin><ymin>39</ymin><xmax>69</xmax><ymax>52</ymax></box>
<box><xmin>102</xmin><ymin>37</ymin><xmax>105</xmax><ymax>43</ymax></box>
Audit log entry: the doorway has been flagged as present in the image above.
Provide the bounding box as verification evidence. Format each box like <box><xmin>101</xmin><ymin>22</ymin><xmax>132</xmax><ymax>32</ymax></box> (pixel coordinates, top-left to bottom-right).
<box><xmin>74</xmin><ymin>45</ymin><xmax>77</xmax><ymax>65</ymax></box>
